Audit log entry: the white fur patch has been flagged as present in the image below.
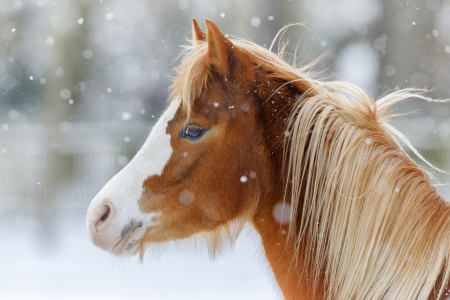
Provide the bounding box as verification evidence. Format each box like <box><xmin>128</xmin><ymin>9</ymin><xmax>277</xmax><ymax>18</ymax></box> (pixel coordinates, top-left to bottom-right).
<box><xmin>87</xmin><ymin>99</ymin><xmax>181</xmax><ymax>255</ymax></box>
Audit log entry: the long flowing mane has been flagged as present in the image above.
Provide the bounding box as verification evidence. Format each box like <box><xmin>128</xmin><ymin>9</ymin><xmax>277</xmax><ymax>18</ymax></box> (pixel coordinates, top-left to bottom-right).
<box><xmin>170</xmin><ymin>33</ymin><xmax>450</xmax><ymax>300</ymax></box>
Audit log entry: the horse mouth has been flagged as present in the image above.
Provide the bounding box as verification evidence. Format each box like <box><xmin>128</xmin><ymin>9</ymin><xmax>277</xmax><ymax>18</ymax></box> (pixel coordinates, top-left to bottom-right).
<box><xmin>109</xmin><ymin>225</ymin><xmax>140</xmax><ymax>256</ymax></box>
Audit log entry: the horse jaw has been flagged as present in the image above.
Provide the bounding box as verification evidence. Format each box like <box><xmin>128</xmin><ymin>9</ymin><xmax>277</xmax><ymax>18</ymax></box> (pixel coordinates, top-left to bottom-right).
<box><xmin>86</xmin><ymin>99</ymin><xmax>181</xmax><ymax>256</ymax></box>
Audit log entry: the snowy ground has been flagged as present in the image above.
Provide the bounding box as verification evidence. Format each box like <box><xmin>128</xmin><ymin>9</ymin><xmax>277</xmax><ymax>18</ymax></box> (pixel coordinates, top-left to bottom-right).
<box><xmin>0</xmin><ymin>213</ymin><xmax>280</xmax><ymax>300</ymax></box>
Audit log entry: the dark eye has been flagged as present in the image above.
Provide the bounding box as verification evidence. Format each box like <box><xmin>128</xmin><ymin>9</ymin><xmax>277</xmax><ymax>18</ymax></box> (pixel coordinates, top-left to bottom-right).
<box><xmin>180</xmin><ymin>126</ymin><xmax>206</xmax><ymax>140</ymax></box>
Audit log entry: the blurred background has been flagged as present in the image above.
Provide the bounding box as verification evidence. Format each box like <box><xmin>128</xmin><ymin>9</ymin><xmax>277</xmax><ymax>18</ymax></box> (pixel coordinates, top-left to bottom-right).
<box><xmin>0</xmin><ymin>0</ymin><xmax>449</xmax><ymax>299</ymax></box>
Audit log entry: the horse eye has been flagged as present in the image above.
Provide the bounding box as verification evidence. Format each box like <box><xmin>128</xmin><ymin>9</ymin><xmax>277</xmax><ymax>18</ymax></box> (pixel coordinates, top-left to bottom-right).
<box><xmin>182</xmin><ymin>126</ymin><xmax>205</xmax><ymax>140</ymax></box>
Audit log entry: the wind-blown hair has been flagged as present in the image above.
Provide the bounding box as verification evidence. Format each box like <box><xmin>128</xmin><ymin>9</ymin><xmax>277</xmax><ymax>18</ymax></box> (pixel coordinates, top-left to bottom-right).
<box><xmin>170</xmin><ymin>31</ymin><xmax>450</xmax><ymax>300</ymax></box>
<box><xmin>286</xmin><ymin>84</ymin><xmax>450</xmax><ymax>300</ymax></box>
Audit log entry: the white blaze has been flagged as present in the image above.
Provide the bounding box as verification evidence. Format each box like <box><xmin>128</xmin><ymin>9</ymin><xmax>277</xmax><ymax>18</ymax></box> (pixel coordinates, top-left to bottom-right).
<box><xmin>86</xmin><ymin>99</ymin><xmax>181</xmax><ymax>255</ymax></box>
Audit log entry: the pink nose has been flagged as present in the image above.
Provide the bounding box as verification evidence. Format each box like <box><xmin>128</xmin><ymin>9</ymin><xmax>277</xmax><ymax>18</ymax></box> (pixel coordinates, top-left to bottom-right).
<box><xmin>88</xmin><ymin>202</ymin><xmax>116</xmax><ymax>250</ymax></box>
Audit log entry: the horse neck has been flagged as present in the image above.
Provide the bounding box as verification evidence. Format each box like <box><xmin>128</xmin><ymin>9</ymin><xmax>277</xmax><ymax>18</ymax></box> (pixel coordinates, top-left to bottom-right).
<box><xmin>250</xmin><ymin>79</ymin><xmax>324</xmax><ymax>299</ymax></box>
<box><xmin>252</xmin><ymin>206</ymin><xmax>324</xmax><ymax>300</ymax></box>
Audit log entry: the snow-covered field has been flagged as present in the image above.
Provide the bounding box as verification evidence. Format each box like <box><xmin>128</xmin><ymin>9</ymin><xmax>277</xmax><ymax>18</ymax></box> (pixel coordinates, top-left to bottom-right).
<box><xmin>0</xmin><ymin>214</ymin><xmax>280</xmax><ymax>300</ymax></box>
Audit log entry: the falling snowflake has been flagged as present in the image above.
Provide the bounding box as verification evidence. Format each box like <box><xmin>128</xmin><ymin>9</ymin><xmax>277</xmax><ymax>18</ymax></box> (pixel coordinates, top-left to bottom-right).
<box><xmin>273</xmin><ymin>202</ymin><xmax>291</xmax><ymax>224</ymax></box>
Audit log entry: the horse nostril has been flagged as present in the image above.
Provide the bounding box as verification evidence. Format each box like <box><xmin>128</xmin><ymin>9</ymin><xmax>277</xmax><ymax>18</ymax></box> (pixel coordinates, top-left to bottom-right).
<box><xmin>93</xmin><ymin>204</ymin><xmax>112</xmax><ymax>233</ymax></box>
<box><xmin>100</xmin><ymin>206</ymin><xmax>110</xmax><ymax>222</ymax></box>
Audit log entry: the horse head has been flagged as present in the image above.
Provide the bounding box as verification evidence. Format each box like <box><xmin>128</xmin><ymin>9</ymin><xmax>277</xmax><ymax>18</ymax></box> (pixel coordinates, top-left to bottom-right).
<box><xmin>86</xmin><ymin>19</ymin><xmax>286</xmax><ymax>257</ymax></box>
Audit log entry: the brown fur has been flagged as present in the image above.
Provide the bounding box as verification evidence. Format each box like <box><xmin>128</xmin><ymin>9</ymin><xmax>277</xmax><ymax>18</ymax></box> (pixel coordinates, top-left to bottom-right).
<box><xmin>136</xmin><ymin>19</ymin><xmax>450</xmax><ymax>300</ymax></box>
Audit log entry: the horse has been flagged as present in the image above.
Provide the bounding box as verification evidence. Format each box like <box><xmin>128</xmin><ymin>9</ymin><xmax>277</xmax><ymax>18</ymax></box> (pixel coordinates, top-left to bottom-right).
<box><xmin>86</xmin><ymin>19</ymin><xmax>450</xmax><ymax>300</ymax></box>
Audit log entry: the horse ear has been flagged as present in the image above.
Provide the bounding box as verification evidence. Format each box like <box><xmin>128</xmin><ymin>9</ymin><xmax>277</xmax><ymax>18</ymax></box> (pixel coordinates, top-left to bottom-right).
<box><xmin>204</xmin><ymin>19</ymin><xmax>234</xmax><ymax>78</ymax></box>
<box><xmin>192</xmin><ymin>18</ymin><xmax>206</xmax><ymax>43</ymax></box>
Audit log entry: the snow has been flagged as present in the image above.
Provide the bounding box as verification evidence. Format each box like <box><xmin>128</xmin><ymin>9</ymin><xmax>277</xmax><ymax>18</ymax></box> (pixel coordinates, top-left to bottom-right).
<box><xmin>105</xmin><ymin>12</ymin><xmax>115</xmax><ymax>21</ymax></box>
<box><xmin>178</xmin><ymin>0</ymin><xmax>189</xmax><ymax>10</ymax></box>
<box><xmin>0</xmin><ymin>214</ymin><xmax>278</xmax><ymax>300</ymax></box>
<box><xmin>45</xmin><ymin>36</ymin><xmax>55</xmax><ymax>47</ymax></box>
<box><xmin>121</xmin><ymin>112</ymin><xmax>132</xmax><ymax>121</ymax></box>
<box><xmin>83</xmin><ymin>49</ymin><xmax>94</xmax><ymax>59</ymax></box>
<box><xmin>384</xmin><ymin>65</ymin><xmax>396</xmax><ymax>77</ymax></box>
<box><xmin>273</xmin><ymin>203</ymin><xmax>291</xmax><ymax>225</ymax></box>
<box><xmin>8</xmin><ymin>109</ymin><xmax>19</xmax><ymax>120</ymax></box>
<box><xmin>241</xmin><ymin>103</ymin><xmax>250</xmax><ymax>112</ymax></box>
<box><xmin>55</xmin><ymin>68</ymin><xmax>64</xmax><ymax>76</ymax></box>
<box><xmin>179</xmin><ymin>190</ymin><xmax>194</xmax><ymax>206</ymax></box>
<box><xmin>1</xmin><ymin>2</ymin><xmax>450</xmax><ymax>298</ymax></box>
<box><xmin>251</xmin><ymin>17</ymin><xmax>261</xmax><ymax>28</ymax></box>
<box><xmin>60</xmin><ymin>89</ymin><xmax>72</xmax><ymax>100</ymax></box>
<box><xmin>240</xmin><ymin>176</ymin><xmax>248</xmax><ymax>183</ymax></box>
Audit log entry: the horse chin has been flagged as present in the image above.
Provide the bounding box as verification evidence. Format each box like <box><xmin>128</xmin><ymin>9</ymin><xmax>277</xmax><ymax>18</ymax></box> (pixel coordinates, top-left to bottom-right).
<box><xmin>108</xmin><ymin>226</ymin><xmax>143</xmax><ymax>257</ymax></box>
<box><xmin>109</xmin><ymin>239</ymin><xmax>141</xmax><ymax>257</ymax></box>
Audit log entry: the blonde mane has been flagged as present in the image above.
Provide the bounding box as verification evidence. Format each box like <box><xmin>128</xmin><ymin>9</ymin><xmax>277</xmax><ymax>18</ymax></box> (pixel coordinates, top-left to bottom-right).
<box><xmin>286</xmin><ymin>84</ymin><xmax>450</xmax><ymax>300</ymax></box>
<box><xmin>170</xmin><ymin>35</ymin><xmax>450</xmax><ymax>300</ymax></box>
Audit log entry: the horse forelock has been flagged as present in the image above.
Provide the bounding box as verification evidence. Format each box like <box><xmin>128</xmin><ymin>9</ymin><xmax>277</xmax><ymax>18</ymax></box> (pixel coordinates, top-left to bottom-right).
<box><xmin>169</xmin><ymin>37</ymin><xmax>315</xmax><ymax>119</ymax></box>
<box><xmin>169</xmin><ymin>41</ymin><xmax>210</xmax><ymax>119</ymax></box>
<box><xmin>170</xmin><ymin>32</ymin><xmax>450</xmax><ymax>300</ymax></box>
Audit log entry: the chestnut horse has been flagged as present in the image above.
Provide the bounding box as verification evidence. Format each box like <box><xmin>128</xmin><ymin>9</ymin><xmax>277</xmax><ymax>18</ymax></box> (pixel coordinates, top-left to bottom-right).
<box><xmin>87</xmin><ymin>19</ymin><xmax>450</xmax><ymax>300</ymax></box>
